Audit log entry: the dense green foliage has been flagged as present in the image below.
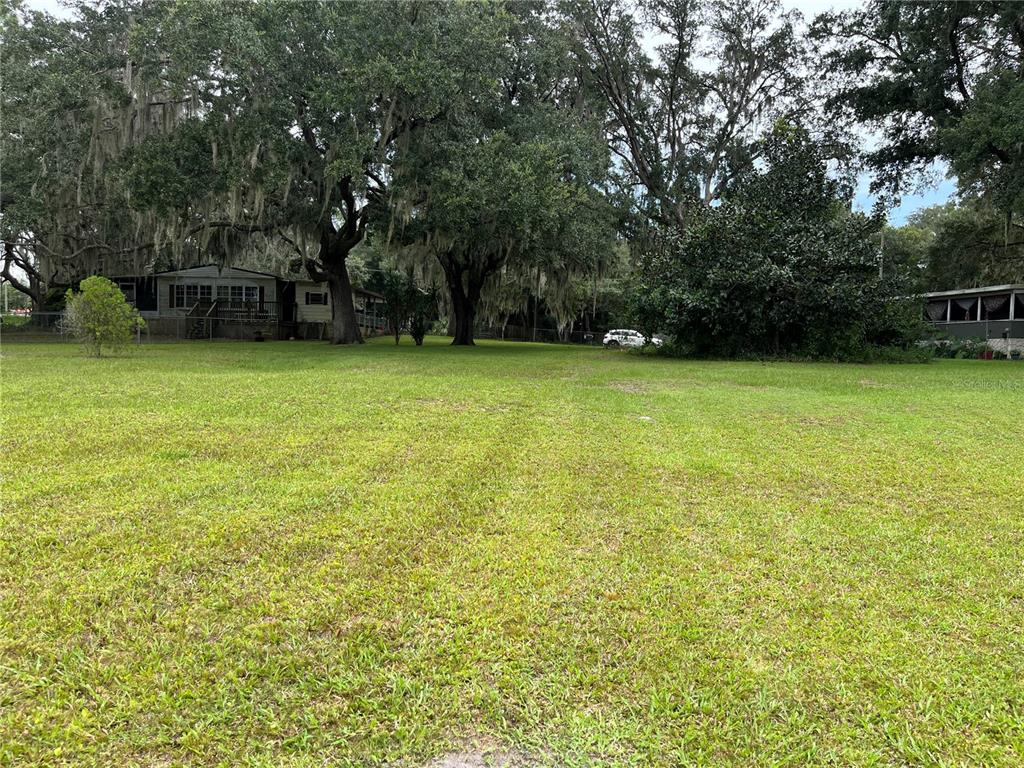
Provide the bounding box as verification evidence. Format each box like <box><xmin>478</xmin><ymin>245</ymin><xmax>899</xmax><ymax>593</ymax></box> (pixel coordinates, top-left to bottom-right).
<box><xmin>817</xmin><ymin>1</ymin><xmax>1024</xmax><ymax>223</ymax></box>
<box><xmin>406</xmin><ymin>289</ymin><xmax>436</xmax><ymax>347</ymax></box>
<box><xmin>879</xmin><ymin>201</ymin><xmax>1024</xmax><ymax>290</ymax></box>
<box><xmin>63</xmin><ymin>276</ymin><xmax>145</xmax><ymax>356</ymax></box>
<box><xmin>632</xmin><ymin>126</ymin><xmax>923</xmax><ymax>359</ymax></box>
<box><xmin>117</xmin><ymin>0</ymin><xmax>514</xmax><ymax>344</ymax></box>
<box><xmin>382</xmin><ymin>6</ymin><xmax>615</xmax><ymax>345</ymax></box>
<box><xmin>3</xmin><ymin>341</ymin><xmax>1022</xmax><ymax>765</ymax></box>
<box><xmin>377</xmin><ymin>270</ymin><xmax>437</xmax><ymax>346</ymax></box>
<box><xmin>571</xmin><ymin>0</ymin><xmax>810</xmax><ymax>229</ymax></box>
<box><xmin>0</xmin><ymin>2</ymin><xmax>157</xmax><ymax>304</ymax></box>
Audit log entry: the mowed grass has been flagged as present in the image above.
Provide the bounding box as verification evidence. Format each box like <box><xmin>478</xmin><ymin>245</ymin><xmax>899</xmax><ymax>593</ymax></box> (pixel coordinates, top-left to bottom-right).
<box><xmin>1</xmin><ymin>338</ymin><xmax>1022</xmax><ymax>767</ymax></box>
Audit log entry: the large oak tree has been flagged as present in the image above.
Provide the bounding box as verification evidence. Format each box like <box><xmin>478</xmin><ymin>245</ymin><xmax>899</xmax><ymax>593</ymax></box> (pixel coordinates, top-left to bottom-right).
<box><xmin>815</xmin><ymin>1</ymin><xmax>1024</xmax><ymax>235</ymax></box>
<box><xmin>123</xmin><ymin>0</ymin><xmax>508</xmax><ymax>343</ymax></box>
<box><xmin>570</xmin><ymin>0</ymin><xmax>809</xmax><ymax>231</ymax></box>
<box><xmin>383</xmin><ymin>5</ymin><xmax>615</xmax><ymax>345</ymax></box>
<box><xmin>0</xmin><ymin>2</ymin><xmax>181</xmax><ymax>308</ymax></box>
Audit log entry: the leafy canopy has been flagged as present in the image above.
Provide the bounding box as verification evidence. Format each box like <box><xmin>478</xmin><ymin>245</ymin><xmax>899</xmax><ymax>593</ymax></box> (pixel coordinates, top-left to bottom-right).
<box><xmin>815</xmin><ymin>0</ymin><xmax>1024</xmax><ymax>222</ymax></box>
<box><xmin>571</xmin><ymin>0</ymin><xmax>810</xmax><ymax>229</ymax></box>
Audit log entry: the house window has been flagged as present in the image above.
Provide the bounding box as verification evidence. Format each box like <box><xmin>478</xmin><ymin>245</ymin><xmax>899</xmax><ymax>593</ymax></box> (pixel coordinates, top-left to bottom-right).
<box><xmin>981</xmin><ymin>294</ymin><xmax>1012</xmax><ymax>321</ymax></box>
<box><xmin>305</xmin><ymin>291</ymin><xmax>327</xmax><ymax>305</ymax></box>
<box><xmin>949</xmin><ymin>297</ymin><xmax>978</xmax><ymax>322</ymax></box>
<box><xmin>924</xmin><ymin>300</ymin><xmax>948</xmax><ymax>323</ymax></box>
<box><xmin>215</xmin><ymin>284</ymin><xmax>260</xmax><ymax>305</ymax></box>
<box><xmin>173</xmin><ymin>284</ymin><xmax>210</xmax><ymax>308</ymax></box>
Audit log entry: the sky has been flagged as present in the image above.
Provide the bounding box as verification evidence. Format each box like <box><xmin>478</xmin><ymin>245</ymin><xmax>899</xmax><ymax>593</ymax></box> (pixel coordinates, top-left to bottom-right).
<box><xmin>22</xmin><ymin>0</ymin><xmax>956</xmax><ymax>225</ymax></box>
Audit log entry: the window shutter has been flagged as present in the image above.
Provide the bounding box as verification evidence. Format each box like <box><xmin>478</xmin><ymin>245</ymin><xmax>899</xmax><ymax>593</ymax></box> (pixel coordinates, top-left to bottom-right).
<box><xmin>304</xmin><ymin>292</ymin><xmax>310</xmax><ymax>305</ymax></box>
<box><xmin>169</xmin><ymin>285</ymin><xmax>175</xmax><ymax>308</ymax></box>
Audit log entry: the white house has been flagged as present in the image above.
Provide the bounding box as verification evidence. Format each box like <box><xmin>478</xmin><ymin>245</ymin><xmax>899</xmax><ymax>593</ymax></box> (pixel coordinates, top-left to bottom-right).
<box><xmin>108</xmin><ymin>265</ymin><xmax>386</xmax><ymax>339</ymax></box>
<box><xmin>154</xmin><ymin>265</ymin><xmax>280</xmax><ymax>318</ymax></box>
<box><xmin>290</xmin><ymin>279</ymin><xmax>387</xmax><ymax>338</ymax></box>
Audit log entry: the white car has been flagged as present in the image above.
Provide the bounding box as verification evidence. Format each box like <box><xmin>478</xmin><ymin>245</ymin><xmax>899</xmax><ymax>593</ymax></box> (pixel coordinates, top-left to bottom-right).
<box><xmin>602</xmin><ymin>329</ymin><xmax>663</xmax><ymax>348</ymax></box>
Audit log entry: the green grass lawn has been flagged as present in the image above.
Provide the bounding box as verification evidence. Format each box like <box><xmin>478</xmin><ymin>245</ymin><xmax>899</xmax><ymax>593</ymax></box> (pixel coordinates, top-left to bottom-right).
<box><xmin>2</xmin><ymin>338</ymin><xmax>1022</xmax><ymax>767</ymax></box>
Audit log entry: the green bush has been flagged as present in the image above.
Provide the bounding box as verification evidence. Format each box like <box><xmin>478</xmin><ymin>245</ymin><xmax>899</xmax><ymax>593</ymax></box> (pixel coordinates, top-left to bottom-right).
<box><xmin>408</xmin><ymin>287</ymin><xmax>437</xmax><ymax>346</ymax></box>
<box><xmin>0</xmin><ymin>315</ymin><xmax>31</xmax><ymax>329</ymax></box>
<box><xmin>931</xmin><ymin>337</ymin><xmax>992</xmax><ymax>359</ymax></box>
<box><xmin>377</xmin><ymin>270</ymin><xmax>437</xmax><ymax>346</ymax></box>
<box><xmin>629</xmin><ymin>124</ymin><xmax>926</xmax><ymax>361</ymax></box>
<box><xmin>64</xmin><ymin>276</ymin><xmax>145</xmax><ymax>357</ymax></box>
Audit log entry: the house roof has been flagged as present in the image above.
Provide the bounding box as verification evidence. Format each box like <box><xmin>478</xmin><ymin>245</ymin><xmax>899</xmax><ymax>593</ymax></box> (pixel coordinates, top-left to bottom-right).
<box><xmin>155</xmin><ymin>264</ymin><xmax>281</xmax><ymax>279</ymax></box>
<box><xmin>922</xmin><ymin>284</ymin><xmax>1024</xmax><ymax>299</ymax></box>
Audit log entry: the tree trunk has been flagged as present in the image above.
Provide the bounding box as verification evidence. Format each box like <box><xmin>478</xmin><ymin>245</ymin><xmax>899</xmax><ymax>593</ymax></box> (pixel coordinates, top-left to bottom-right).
<box><xmin>438</xmin><ymin>252</ymin><xmax>500</xmax><ymax>346</ymax></box>
<box><xmin>308</xmin><ymin>222</ymin><xmax>364</xmax><ymax>345</ymax></box>
<box><xmin>532</xmin><ymin>265</ymin><xmax>541</xmax><ymax>342</ymax></box>
<box><xmin>450</xmin><ymin>284</ymin><xmax>476</xmax><ymax>345</ymax></box>
<box><xmin>442</xmin><ymin>260</ymin><xmax>477</xmax><ymax>346</ymax></box>
<box><xmin>326</xmin><ymin>267</ymin><xmax>363</xmax><ymax>345</ymax></box>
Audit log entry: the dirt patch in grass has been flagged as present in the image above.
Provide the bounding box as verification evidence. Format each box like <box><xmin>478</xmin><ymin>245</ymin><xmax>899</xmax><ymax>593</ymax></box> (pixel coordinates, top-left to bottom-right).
<box><xmin>422</xmin><ymin>737</ymin><xmax>533</xmax><ymax>768</ymax></box>
<box><xmin>608</xmin><ymin>380</ymin><xmax>648</xmax><ymax>394</ymax></box>
<box><xmin>425</xmin><ymin>753</ymin><xmax>532</xmax><ymax>768</ymax></box>
<box><xmin>424</xmin><ymin>750</ymin><xmax>532</xmax><ymax>768</ymax></box>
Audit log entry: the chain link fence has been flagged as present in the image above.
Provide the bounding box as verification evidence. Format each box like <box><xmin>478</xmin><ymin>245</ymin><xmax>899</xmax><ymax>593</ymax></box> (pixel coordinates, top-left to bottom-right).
<box><xmin>1</xmin><ymin>312</ymin><xmax>77</xmax><ymax>342</ymax></box>
<box><xmin>1</xmin><ymin>311</ymin><xmax>391</xmax><ymax>343</ymax></box>
<box><xmin>2</xmin><ymin>311</ymin><xmax>616</xmax><ymax>346</ymax></box>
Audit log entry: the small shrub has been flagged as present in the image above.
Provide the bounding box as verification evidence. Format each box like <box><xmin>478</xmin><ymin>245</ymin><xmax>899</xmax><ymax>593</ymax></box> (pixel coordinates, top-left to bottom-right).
<box><xmin>377</xmin><ymin>269</ymin><xmax>437</xmax><ymax>346</ymax></box>
<box><xmin>64</xmin><ymin>276</ymin><xmax>145</xmax><ymax>357</ymax></box>
<box><xmin>0</xmin><ymin>315</ymin><xmax>31</xmax><ymax>329</ymax></box>
<box><xmin>408</xmin><ymin>287</ymin><xmax>437</xmax><ymax>346</ymax></box>
<box><xmin>952</xmin><ymin>338</ymin><xmax>987</xmax><ymax>359</ymax></box>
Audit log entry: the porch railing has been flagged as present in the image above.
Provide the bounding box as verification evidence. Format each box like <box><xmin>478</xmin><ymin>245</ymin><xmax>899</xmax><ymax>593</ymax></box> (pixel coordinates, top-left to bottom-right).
<box><xmin>186</xmin><ymin>299</ymin><xmax>281</xmax><ymax>322</ymax></box>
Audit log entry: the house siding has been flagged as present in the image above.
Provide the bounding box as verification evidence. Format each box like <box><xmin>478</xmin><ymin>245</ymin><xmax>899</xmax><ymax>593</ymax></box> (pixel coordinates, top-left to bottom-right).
<box><xmin>294</xmin><ymin>280</ymin><xmax>332</xmax><ymax>323</ymax></box>
<box><xmin>156</xmin><ymin>267</ymin><xmax>278</xmax><ymax>317</ymax></box>
<box><xmin>931</xmin><ymin>319</ymin><xmax>1024</xmax><ymax>341</ymax></box>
